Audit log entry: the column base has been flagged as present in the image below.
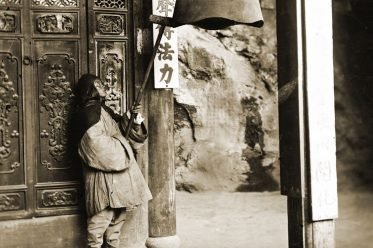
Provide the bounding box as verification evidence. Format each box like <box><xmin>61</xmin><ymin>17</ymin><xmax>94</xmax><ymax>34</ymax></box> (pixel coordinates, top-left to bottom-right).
<box><xmin>146</xmin><ymin>235</ymin><xmax>181</xmax><ymax>248</ymax></box>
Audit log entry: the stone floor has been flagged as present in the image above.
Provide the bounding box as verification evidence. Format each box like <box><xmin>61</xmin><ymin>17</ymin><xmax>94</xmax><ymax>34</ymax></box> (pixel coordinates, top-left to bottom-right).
<box><xmin>176</xmin><ymin>190</ymin><xmax>373</xmax><ymax>248</ymax></box>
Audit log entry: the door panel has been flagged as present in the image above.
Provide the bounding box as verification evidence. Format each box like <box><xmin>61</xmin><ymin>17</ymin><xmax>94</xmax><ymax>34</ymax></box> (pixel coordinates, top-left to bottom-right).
<box><xmin>0</xmin><ymin>1</ymin><xmax>28</xmax><ymax>218</ymax></box>
<box><xmin>0</xmin><ymin>39</ymin><xmax>24</xmax><ymax>186</ymax></box>
<box><xmin>88</xmin><ymin>0</ymin><xmax>132</xmax><ymax>114</ymax></box>
<box><xmin>0</xmin><ymin>42</ymin><xmax>26</xmax><ymax>214</ymax></box>
<box><xmin>35</xmin><ymin>42</ymin><xmax>80</xmax><ymax>183</ymax></box>
<box><xmin>30</xmin><ymin>1</ymin><xmax>86</xmax><ymax>217</ymax></box>
<box><xmin>0</xmin><ymin>0</ymin><xmax>87</xmax><ymax>219</ymax></box>
<box><xmin>97</xmin><ymin>41</ymin><xmax>128</xmax><ymax>112</ymax></box>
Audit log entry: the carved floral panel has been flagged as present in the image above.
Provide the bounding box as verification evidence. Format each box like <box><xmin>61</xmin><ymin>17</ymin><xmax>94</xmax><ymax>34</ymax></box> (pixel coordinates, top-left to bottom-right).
<box><xmin>36</xmin><ymin>14</ymin><xmax>74</xmax><ymax>34</ymax></box>
<box><xmin>37</xmin><ymin>54</ymin><xmax>75</xmax><ymax>171</ymax></box>
<box><xmin>32</xmin><ymin>0</ymin><xmax>78</xmax><ymax>7</ymax></box>
<box><xmin>94</xmin><ymin>0</ymin><xmax>126</xmax><ymax>9</ymax></box>
<box><xmin>0</xmin><ymin>193</ymin><xmax>22</xmax><ymax>211</ymax></box>
<box><xmin>0</xmin><ymin>0</ymin><xmax>22</xmax><ymax>5</ymax></box>
<box><xmin>40</xmin><ymin>189</ymin><xmax>78</xmax><ymax>207</ymax></box>
<box><xmin>96</xmin><ymin>14</ymin><xmax>125</xmax><ymax>36</ymax></box>
<box><xmin>0</xmin><ymin>11</ymin><xmax>17</xmax><ymax>33</ymax></box>
<box><xmin>98</xmin><ymin>42</ymin><xmax>126</xmax><ymax>114</ymax></box>
<box><xmin>0</xmin><ymin>52</ymin><xmax>21</xmax><ymax>178</ymax></box>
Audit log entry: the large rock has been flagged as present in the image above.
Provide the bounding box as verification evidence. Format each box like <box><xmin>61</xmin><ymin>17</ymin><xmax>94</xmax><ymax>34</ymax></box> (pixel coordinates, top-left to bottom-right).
<box><xmin>174</xmin><ymin>6</ymin><xmax>278</xmax><ymax>192</ymax></box>
<box><xmin>172</xmin><ymin>0</ymin><xmax>373</xmax><ymax>193</ymax></box>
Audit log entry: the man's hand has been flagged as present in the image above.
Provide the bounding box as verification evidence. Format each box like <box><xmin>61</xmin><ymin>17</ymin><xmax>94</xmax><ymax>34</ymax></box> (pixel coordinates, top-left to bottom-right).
<box><xmin>131</xmin><ymin>104</ymin><xmax>142</xmax><ymax>114</ymax></box>
<box><xmin>126</xmin><ymin>105</ymin><xmax>144</xmax><ymax>124</ymax></box>
<box><xmin>134</xmin><ymin>113</ymin><xmax>144</xmax><ymax>125</ymax></box>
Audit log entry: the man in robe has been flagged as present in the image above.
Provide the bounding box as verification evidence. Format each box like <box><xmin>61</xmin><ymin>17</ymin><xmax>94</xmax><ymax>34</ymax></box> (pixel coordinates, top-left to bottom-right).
<box><xmin>74</xmin><ymin>74</ymin><xmax>152</xmax><ymax>248</ymax></box>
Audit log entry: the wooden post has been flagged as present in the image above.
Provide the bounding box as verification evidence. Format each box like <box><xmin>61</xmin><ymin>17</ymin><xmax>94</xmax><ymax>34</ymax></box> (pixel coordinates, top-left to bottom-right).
<box><xmin>277</xmin><ymin>0</ymin><xmax>338</xmax><ymax>247</ymax></box>
<box><xmin>146</xmin><ymin>88</ymin><xmax>180</xmax><ymax>248</ymax></box>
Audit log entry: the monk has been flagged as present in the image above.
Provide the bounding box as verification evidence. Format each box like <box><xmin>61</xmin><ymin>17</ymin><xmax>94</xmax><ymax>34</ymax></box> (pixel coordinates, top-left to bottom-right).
<box><xmin>74</xmin><ymin>74</ymin><xmax>152</xmax><ymax>248</ymax></box>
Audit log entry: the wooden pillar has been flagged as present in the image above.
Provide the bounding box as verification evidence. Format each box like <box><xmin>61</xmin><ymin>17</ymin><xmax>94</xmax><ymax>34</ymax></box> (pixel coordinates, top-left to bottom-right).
<box><xmin>146</xmin><ymin>88</ymin><xmax>180</xmax><ymax>248</ymax></box>
<box><xmin>277</xmin><ymin>0</ymin><xmax>338</xmax><ymax>247</ymax></box>
<box><xmin>132</xmin><ymin>1</ymin><xmax>179</xmax><ymax>247</ymax></box>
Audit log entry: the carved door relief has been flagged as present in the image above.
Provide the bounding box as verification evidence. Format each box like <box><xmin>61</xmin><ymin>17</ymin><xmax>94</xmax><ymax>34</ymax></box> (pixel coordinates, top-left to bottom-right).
<box><xmin>0</xmin><ymin>1</ymin><xmax>89</xmax><ymax>219</ymax></box>
<box><xmin>88</xmin><ymin>0</ymin><xmax>132</xmax><ymax>115</ymax></box>
<box><xmin>37</xmin><ymin>53</ymin><xmax>76</xmax><ymax>173</ymax></box>
<box><xmin>0</xmin><ymin>2</ymin><xmax>26</xmax><ymax>217</ymax></box>
<box><xmin>0</xmin><ymin>52</ymin><xmax>21</xmax><ymax>178</ymax></box>
<box><xmin>32</xmin><ymin>2</ymin><xmax>86</xmax><ymax>216</ymax></box>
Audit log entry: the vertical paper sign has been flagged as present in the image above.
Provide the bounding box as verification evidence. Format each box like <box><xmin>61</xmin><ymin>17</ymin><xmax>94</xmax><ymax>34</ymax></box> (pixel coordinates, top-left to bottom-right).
<box><xmin>152</xmin><ymin>0</ymin><xmax>179</xmax><ymax>88</ymax></box>
<box><xmin>305</xmin><ymin>0</ymin><xmax>338</xmax><ymax>221</ymax></box>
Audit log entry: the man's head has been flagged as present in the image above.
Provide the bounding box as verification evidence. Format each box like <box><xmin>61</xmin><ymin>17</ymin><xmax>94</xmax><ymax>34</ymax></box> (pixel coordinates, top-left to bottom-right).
<box><xmin>75</xmin><ymin>74</ymin><xmax>106</xmax><ymax>105</ymax></box>
<box><xmin>93</xmin><ymin>79</ymin><xmax>107</xmax><ymax>98</ymax></box>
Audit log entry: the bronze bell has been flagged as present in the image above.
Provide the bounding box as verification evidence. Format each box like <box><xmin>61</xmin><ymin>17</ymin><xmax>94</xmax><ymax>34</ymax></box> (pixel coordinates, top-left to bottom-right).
<box><xmin>172</xmin><ymin>0</ymin><xmax>264</xmax><ymax>29</ymax></box>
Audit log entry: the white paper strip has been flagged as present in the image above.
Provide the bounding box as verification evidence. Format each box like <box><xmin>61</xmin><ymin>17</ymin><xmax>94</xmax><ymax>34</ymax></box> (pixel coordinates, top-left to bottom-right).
<box><xmin>304</xmin><ymin>0</ymin><xmax>338</xmax><ymax>221</ymax></box>
<box><xmin>152</xmin><ymin>0</ymin><xmax>179</xmax><ymax>88</ymax></box>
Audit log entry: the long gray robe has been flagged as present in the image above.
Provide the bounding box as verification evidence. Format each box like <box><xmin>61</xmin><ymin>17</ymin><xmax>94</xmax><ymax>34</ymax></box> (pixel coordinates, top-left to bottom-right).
<box><xmin>78</xmin><ymin>107</ymin><xmax>152</xmax><ymax>217</ymax></box>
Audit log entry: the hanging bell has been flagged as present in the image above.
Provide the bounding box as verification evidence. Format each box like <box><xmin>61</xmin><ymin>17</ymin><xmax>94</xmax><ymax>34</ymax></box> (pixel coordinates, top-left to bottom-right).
<box><xmin>172</xmin><ymin>0</ymin><xmax>264</xmax><ymax>29</ymax></box>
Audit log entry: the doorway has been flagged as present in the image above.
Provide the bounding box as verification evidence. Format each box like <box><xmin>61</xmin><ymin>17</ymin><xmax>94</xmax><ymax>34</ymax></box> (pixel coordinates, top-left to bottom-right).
<box><xmin>0</xmin><ymin>0</ymin><xmax>133</xmax><ymax>220</ymax></box>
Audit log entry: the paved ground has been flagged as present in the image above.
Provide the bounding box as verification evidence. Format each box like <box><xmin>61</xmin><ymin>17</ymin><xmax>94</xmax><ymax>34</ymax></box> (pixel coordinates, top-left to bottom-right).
<box><xmin>176</xmin><ymin>190</ymin><xmax>373</xmax><ymax>248</ymax></box>
<box><xmin>336</xmin><ymin>191</ymin><xmax>373</xmax><ymax>248</ymax></box>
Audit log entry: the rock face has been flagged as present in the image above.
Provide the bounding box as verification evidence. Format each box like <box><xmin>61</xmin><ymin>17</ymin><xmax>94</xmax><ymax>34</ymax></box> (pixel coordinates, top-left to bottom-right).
<box><xmin>172</xmin><ymin>0</ymin><xmax>373</xmax><ymax>193</ymax></box>
<box><xmin>173</xmin><ymin>5</ymin><xmax>278</xmax><ymax>192</ymax></box>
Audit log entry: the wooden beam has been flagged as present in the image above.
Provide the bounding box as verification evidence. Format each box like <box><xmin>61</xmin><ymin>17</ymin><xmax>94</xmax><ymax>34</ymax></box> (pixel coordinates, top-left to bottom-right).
<box><xmin>149</xmin><ymin>15</ymin><xmax>175</xmax><ymax>27</ymax></box>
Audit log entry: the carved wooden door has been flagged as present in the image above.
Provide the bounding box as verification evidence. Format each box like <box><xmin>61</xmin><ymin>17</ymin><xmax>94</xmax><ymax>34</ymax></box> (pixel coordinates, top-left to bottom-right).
<box><xmin>0</xmin><ymin>0</ymin><xmax>87</xmax><ymax>220</ymax></box>
<box><xmin>0</xmin><ymin>0</ymin><xmax>132</xmax><ymax>220</ymax></box>
<box><xmin>87</xmin><ymin>0</ymin><xmax>131</xmax><ymax>114</ymax></box>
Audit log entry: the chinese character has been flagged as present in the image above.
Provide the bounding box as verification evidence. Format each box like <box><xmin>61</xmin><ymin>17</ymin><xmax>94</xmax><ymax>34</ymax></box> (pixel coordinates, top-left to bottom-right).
<box><xmin>163</xmin><ymin>26</ymin><xmax>174</xmax><ymax>40</ymax></box>
<box><xmin>156</xmin><ymin>0</ymin><xmax>175</xmax><ymax>17</ymax></box>
<box><xmin>159</xmin><ymin>64</ymin><xmax>173</xmax><ymax>84</ymax></box>
<box><xmin>158</xmin><ymin>42</ymin><xmax>174</xmax><ymax>61</ymax></box>
<box><xmin>156</xmin><ymin>25</ymin><xmax>174</xmax><ymax>40</ymax></box>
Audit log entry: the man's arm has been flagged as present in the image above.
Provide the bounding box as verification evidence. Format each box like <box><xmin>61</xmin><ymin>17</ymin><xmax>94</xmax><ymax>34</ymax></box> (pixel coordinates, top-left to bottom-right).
<box><xmin>78</xmin><ymin>121</ymin><xmax>131</xmax><ymax>172</ymax></box>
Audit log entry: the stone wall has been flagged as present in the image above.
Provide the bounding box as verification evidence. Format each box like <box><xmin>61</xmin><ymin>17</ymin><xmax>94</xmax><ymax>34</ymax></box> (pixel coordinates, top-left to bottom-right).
<box><xmin>173</xmin><ymin>2</ymin><xmax>279</xmax><ymax>192</ymax></box>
